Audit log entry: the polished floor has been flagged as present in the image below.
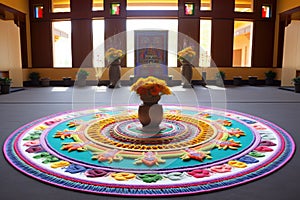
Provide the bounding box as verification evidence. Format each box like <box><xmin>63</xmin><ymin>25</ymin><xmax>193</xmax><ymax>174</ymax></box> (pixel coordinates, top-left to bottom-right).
<box><xmin>0</xmin><ymin>85</ymin><xmax>299</xmax><ymax>200</ymax></box>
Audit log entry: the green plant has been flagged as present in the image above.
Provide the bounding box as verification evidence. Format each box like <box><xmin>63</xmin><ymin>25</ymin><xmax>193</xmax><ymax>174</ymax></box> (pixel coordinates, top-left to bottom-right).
<box><xmin>292</xmin><ymin>76</ymin><xmax>300</xmax><ymax>84</ymax></box>
<box><xmin>77</xmin><ymin>69</ymin><xmax>89</xmax><ymax>80</ymax></box>
<box><xmin>215</xmin><ymin>71</ymin><xmax>225</xmax><ymax>80</ymax></box>
<box><xmin>29</xmin><ymin>72</ymin><xmax>40</xmax><ymax>80</ymax></box>
<box><xmin>265</xmin><ymin>70</ymin><xmax>277</xmax><ymax>79</ymax></box>
<box><xmin>0</xmin><ymin>77</ymin><xmax>12</xmax><ymax>85</ymax></box>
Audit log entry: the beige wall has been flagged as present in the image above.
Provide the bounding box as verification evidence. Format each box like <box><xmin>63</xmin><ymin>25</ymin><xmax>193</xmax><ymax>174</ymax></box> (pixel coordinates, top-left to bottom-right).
<box><xmin>0</xmin><ymin>0</ymin><xmax>32</xmax><ymax>67</ymax></box>
<box><xmin>274</xmin><ymin>0</ymin><xmax>300</xmax><ymax>66</ymax></box>
<box><xmin>23</xmin><ymin>67</ymin><xmax>281</xmax><ymax>82</ymax></box>
<box><xmin>1</xmin><ymin>0</ymin><xmax>30</xmax><ymax>87</ymax></box>
<box><xmin>0</xmin><ymin>20</ymin><xmax>23</xmax><ymax>87</ymax></box>
<box><xmin>282</xmin><ymin>20</ymin><xmax>300</xmax><ymax>86</ymax></box>
<box><xmin>273</xmin><ymin>1</ymin><xmax>300</xmax><ymax>86</ymax></box>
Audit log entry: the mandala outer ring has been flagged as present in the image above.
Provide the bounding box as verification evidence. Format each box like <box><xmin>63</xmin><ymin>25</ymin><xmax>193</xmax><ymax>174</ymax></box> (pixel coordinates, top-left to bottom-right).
<box><xmin>3</xmin><ymin>105</ymin><xmax>296</xmax><ymax>197</ymax></box>
<box><xmin>39</xmin><ymin>110</ymin><xmax>259</xmax><ymax>173</ymax></box>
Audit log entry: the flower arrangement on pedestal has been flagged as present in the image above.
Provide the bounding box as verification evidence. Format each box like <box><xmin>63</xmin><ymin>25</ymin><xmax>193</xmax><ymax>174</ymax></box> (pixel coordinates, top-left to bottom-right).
<box><xmin>177</xmin><ymin>46</ymin><xmax>196</xmax><ymax>63</ymax></box>
<box><xmin>105</xmin><ymin>48</ymin><xmax>124</xmax><ymax>64</ymax></box>
<box><xmin>177</xmin><ymin>47</ymin><xmax>196</xmax><ymax>87</ymax></box>
<box><xmin>131</xmin><ymin>76</ymin><xmax>172</xmax><ymax>97</ymax></box>
<box><xmin>105</xmin><ymin>48</ymin><xmax>124</xmax><ymax>88</ymax></box>
<box><xmin>131</xmin><ymin>76</ymin><xmax>172</xmax><ymax>131</ymax></box>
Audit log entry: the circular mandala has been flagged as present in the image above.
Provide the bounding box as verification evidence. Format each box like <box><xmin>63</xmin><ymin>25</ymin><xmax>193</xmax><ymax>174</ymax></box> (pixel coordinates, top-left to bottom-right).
<box><xmin>3</xmin><ymin>105</ymin><xmax>295</xmax><ymax>196</ymax></box>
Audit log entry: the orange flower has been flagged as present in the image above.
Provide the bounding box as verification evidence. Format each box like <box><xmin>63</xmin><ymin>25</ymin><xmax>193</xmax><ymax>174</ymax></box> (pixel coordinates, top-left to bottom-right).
<box><xmin>137</xmin><ymin>87</ymin><xmax>148</xmax><ymax>95</ymax></box>
<box><xmin>150</xmin><ymin>85</ymin><xmax>160</xmax><ymax>96</ymax></box>
<box><xmin>131</xmin><ymin>76</ymin><xmax>172</xmax><ymax>97</ymax></box>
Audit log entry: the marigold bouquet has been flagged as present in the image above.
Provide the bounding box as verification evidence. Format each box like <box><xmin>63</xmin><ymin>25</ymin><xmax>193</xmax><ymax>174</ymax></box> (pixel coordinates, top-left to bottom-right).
<box><xmin>178</xmin><ymin>46</ymin><xmax>196</xmax><ymax>63</ymax></box>
<box><xmin>105</xmin><ymin>48</ymin><xmax>124</xmax><ymax>63</ymax></box>
<box><xmin>131</xmin><ymin>76</ymin><xmax>172</xmax><ymax>96</ymax></box>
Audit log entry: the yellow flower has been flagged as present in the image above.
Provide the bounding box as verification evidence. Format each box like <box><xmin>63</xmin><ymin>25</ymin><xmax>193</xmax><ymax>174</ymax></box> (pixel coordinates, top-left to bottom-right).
<box><xmin>178</xmin><ymin>46</ymin><xmax>196</xmax><ymax>62</ymax></box>
<box><xmin>105</xmin><ymin>48</ymin><xmax>124</xmax><ymax>63</ymax></box>
<box><xmin>131</xmin><ymin>76</ymin><xmax>172</xmax><ymax>96</ymax></box>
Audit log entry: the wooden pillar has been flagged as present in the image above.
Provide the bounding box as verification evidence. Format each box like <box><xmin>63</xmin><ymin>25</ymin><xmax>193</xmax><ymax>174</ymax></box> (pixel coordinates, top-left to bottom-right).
<box><xmin>104</xmin><ymin>18</ymin><xmax>126</xmax><ymax>66</ymax></box>
<box><xmin>252</xmin><ymin>20</ymin><xmax>275</xmax><ymax>67</ymax></box>
<box><xmin>211</xmin><ymin>19</ymin><xmax>234</xmax><ymax>67</ymax></box>
<box><xmin>71</xmin><ymin>19</ymin><xmax>93</xmax><ymax>68</ymax></box>
<box><xmin>71</xmin><ymin>0</ymin><xmax>93</xmax><ymax>68</ymax></box>
<box><xmin>178</xmin><ymin>18</ymin><xmax>200</xmax><ymax>67</ymax></box>
<box><xmin>30</xmin><ymin>21</ymin><xmax>53</xmax><ymax>67</ymax></box>
<box><xmin>19</xmin><ymin>21</ymin><xmax>28</xmax><ymax>68</ymax></box>
<box><xmin>29</xmin><ymin>0</ymin><xmax>52</xmax><ymax>68</ymax></box>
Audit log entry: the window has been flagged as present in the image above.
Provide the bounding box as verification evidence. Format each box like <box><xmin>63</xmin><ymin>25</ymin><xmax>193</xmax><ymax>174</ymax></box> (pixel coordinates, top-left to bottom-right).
<box><xmin>127</xmin><ymin>0</ymin><xmax>178</xmax><ymax>10</ymax></box>
<box><xmin>126</xmin><ymin>19</ymin><xmax>178</xmax><ymax>67</ymax></box>
<box><xmin>52</xmin><ymin>0</ymin><xmax>70</xmax><ymax>13</ymax></box>
<box><xmin>234</xmin><ymin>0</ymin><xmax>253</xmax><ymax>12</ymax></box>
<box><xmin>200</xmin><ymin>0</ymin><xmax>212</xmax><ymax>11</ymax></box>
<box><xmin>92</xmin><ymin>19</ymin><xmax>105</xmax><ymax>68</ymax></box>
<box><xmin>232</xmin><ymin>21</ymin><xmax>253</xmax><ymax>67</ymax></box>
<box><xmin>199</xmin><ymin>19</ymin><xmax>212</xmax><ymax>67</ymax></box>
<box><xmin>52</xmin><ymin>21</ymin><xmax>72</xmax><ymax>68</ymax></box>
<box><xmin>93</xmin><ymin>0</ymin><xmax>104</xmax><ymax>11</ymax></box>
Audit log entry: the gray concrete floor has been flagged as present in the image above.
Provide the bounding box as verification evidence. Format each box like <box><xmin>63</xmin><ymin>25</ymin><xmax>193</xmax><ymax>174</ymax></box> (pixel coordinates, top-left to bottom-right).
<box><xmin>1</xmin><ymin>85</ymin><xmax>300</xmax><ymax>200</ymax></box>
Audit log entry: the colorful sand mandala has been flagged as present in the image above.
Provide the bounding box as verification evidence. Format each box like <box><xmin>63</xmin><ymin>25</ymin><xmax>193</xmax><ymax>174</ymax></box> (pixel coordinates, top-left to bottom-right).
<box><xmin>3</xmin><ymin>105</ymin><xmax>295</xmax><ymax>196</ymax></box>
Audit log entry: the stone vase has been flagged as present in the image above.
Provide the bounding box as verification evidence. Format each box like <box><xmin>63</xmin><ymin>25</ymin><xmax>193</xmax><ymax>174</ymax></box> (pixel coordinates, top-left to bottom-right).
<box><xmin>180</xmin><ymin>59</ymin><xmax>193</xmax><ymax>88</ymax></box>
<box><xmin>108</xmin><ymin>59</ymin><xmax>121</xmax><ymax>88</ymax></box>
<box><xmin>248</xmin><ymin>76</ymin><xmax>258</xmax><ymax>86</ymax></box>
<box><xmin>138</xmin><ymin>94</ymin><xmax>163</xmax><ymax>132</ymax></box>
<box><xmin>233</xmin><ymin>76</ymin><xmax>242</xmax><ymax>86</ymax></box>
<box><xmin>0</xmin><ymin>84</ymin><xmax>10</xmax><ymax>94</ymax></box>
<box><xmin>41</xmin><ymin>78</ymin><xmax>50</xmax><ymax>87</ymax></box>
<box><xmin>265</xmin><ymin>78</ymin><xmax>274</xmax><ymax>86</ymax></box>
<box><xmin>76</xmin><ymin>79</ymin><xmax>86</xmax><ymax>87</ymax></box>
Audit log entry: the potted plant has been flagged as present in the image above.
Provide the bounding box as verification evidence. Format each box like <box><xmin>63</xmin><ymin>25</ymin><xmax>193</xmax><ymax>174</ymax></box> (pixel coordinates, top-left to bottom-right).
<box><xmin>76</xmin><ymin>69</ymin><xmax>89</xmax><ymax>87</ymax></box>
<box><xmin>0</xmin><ymin>77</ymin><xmax>12</xmax><ymax>94</ymax></box>
<box><xmin>215</xmin><ymin>71</ymin><xmax>225</xmax><ymax>86</ymax></box>
<box><xmin>292</xmin><ymin>76</ymin><xmax>300</xmax><ymax>93</ymax></box>
<box><xmin>29</xmin><ymin>72</ymin><xmax>40</xmax><ymax>86</ymax></box>
<box><xmin>265</xmin><ymin>70</ymin><xmax>277</xmax><ymax>86</ymax></box>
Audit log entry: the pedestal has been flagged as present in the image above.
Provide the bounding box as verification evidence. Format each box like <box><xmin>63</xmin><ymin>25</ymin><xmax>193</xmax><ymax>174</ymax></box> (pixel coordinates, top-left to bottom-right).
<box><xmin>108</xmin><ymin>61</ymin><xmax>121</xmax><ymax>88</ymax></box>
<box><xmin>181</xmin><ymin>62</ymin><xmax>193</xmax><ymax>88</ymax></box>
